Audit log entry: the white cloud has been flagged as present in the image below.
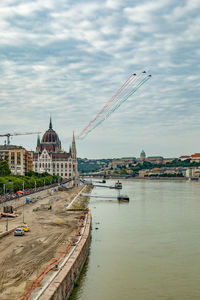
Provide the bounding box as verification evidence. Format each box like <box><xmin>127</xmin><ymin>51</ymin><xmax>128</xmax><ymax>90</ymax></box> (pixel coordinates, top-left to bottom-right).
<box><xmin>0</xmin><ymin>0</ymin><xmax>199</xmax><ymax>157</ymax></box>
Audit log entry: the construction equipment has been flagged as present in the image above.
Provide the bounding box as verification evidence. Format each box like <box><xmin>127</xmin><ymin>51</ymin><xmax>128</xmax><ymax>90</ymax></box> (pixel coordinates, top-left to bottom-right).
<box><xmin>0</xmin><ymin>132</ymin><xmax>41</xmax><ymax>145</ymax></box>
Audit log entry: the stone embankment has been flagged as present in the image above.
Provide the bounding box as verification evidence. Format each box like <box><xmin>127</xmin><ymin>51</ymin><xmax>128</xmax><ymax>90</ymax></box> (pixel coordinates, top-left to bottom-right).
<box><xmin>37</xmin><ymin>209</ymin><xmax>91</xmax><ymax>300</ymax></box>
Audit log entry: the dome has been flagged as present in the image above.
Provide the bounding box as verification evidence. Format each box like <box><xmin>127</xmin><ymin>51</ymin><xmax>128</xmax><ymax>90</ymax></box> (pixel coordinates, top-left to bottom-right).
<box><xmin>41</xmin><ymin>117</ymin><xmax>60</xmax><ymax>143</ymax></box>
<box><xmin>141</xmin><ymin>150</ymin><xmax>146</xmax><ymax>156</ymax></box>
<box><xmin>41</xmin><ymin>129</ymin><xmax>59</xmax><ymax>143</ymax></box>
<box><xmin>36</xmin><ymin>117</ymin><xmax>62</xmax><ymax>153</ymax></box>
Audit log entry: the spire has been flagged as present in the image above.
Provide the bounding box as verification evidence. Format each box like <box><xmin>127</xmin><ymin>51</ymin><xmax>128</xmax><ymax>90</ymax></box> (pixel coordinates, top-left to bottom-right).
<box><xmin>71</xmin><ymin>131</ymin><xmax>76</xmax><ymax>159</ymax></box>
<box><xmin>49</xmin><ymin>115</ymin><xmax>53</xmax><ymax>130</ymax></box>
<box><xmin>37</xmin><ymin>135</ymin><xmax>40</xmax><ymax>144</ymax></box>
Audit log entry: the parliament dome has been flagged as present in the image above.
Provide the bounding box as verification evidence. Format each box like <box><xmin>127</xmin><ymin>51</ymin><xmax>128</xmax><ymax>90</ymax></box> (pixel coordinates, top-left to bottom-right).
<box><xmin>41</xmin><ymin>129</ymin><xmax>59</xmax><ymax>143</ymax></box>
<box><xmin>41</xmin><ymin>118</ymin><xmax>59</xmax><ymax>143</ymax></box>
<box><xmin>37</xmin><ymin>117</ymin><xmax>62</xmax><ymax>153</ymax></box>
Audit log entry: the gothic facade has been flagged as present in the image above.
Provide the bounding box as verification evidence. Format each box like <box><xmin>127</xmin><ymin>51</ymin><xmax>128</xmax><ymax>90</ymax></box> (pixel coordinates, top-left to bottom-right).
<box><xmin>33</xmin><ymin>118</ymin><xmax>78</xmax><ymax>181</ymax></box>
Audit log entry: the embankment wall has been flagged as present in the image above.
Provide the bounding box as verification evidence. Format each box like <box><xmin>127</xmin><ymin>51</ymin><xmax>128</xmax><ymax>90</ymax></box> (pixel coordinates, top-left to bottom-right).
<box><xmin>38</xmin><ymin>210</ymin><xmax>91</xmax><ymax>300</ymax></box>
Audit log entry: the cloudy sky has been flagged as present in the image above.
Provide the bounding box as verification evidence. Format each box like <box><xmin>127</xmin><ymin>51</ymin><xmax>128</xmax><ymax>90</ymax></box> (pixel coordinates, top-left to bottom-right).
<box><xmin>0</xmin><ymin>0</ymin><xmax>199</xmax><ymax>158</ymax></box>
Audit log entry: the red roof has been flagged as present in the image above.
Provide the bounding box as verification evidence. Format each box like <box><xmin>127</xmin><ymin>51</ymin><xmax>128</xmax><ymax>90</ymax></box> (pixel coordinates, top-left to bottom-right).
<box><xmin>179</xmin><ymin>155</ymin><xmax>190</xmax><ymax>158</ymax></box>
<box><xmin>191</xmin><ymin>153</ymin><xmax>200</xmax><ymax>158</ymax></box>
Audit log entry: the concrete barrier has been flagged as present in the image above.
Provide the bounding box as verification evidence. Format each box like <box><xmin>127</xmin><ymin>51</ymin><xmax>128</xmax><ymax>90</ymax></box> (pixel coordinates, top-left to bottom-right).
<box><xmin>38</xmin><ymin>210</ymin><xmax>91</xmax><ymax>300</ymax></box>
<box><xmin>0</xmin><ymin>227</ymin><xmax>16</xmax><ymax>239</ymax></box>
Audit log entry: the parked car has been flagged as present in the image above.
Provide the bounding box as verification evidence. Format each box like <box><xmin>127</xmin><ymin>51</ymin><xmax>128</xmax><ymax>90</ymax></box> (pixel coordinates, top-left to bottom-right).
<box><xmin>14</xmin><ymin>228</ymin><xmax>25</xmax><ymax>236</ymax></box>
<box><xmin>20</xmin><ymin>224</ymin><xmax>30</xmax><ymax>232</ymax></box>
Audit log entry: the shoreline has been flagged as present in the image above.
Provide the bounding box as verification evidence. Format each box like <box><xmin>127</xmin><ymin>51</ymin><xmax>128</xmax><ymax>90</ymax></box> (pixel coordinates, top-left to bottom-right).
<box><xmin>86</xmin><ymin>176</ymin><xmax>189</xmax><ymax>181</ymax></box>
<box><xmin>129</xmin><ymin>177</ymin><xmax>188</xmax><ymax>180</ymax></box>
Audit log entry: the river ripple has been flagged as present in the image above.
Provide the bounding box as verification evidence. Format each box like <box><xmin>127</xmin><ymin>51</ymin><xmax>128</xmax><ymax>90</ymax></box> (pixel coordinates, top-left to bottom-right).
<box><xmin>70</xmin><ymin>179</ymin><xmax>200</xmax><ymax>300</ymax></box>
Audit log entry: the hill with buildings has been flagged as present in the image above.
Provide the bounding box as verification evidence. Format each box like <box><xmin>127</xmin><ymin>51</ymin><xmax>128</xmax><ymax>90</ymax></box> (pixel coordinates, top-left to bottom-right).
<box><xmin>78</xmin><ymin>150</ymin><xmax>200</xmax><ymax>179</ymax></box>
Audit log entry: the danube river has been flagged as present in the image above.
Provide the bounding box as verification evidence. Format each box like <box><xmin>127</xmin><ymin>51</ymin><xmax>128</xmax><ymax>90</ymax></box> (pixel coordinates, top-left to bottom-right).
<box><xmin>70</xmin><ymin>179</ymin><xmax>200</xmax><ymax>300</ymax></box>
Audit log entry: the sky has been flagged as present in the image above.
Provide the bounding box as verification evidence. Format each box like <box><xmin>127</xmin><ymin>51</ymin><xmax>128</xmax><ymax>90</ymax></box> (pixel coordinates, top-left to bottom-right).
<box><xmin>0</xmin><ymin>0</ymin><xmax>199</xmax><ymax>159</ymax></box>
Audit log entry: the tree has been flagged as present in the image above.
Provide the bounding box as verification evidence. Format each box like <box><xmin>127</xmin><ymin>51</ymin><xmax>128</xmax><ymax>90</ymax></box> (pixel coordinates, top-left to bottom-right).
<box><xmin>120</xmin><ymin>168</ymin><xmax>128</xmax><ymax>175</ymax></box>
<box><xmin>0</xmin><ymin>161</ymin><xmax>11</xmax><ymax>176</ymax></box>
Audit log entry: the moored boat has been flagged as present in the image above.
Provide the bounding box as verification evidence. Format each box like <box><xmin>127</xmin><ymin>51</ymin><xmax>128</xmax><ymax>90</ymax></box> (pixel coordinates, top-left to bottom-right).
<box><xmin>117</xmin><ymin>195</ymin><xmax>129</xmax><ymax>202</ymax></box>
<box><xmin>115</xmin><ymin>181</ymin><xmax>122</xmax><ymax>189</ymax></box>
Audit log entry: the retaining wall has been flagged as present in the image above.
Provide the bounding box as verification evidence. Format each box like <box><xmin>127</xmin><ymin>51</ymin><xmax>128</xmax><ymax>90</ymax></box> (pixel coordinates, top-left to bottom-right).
<box><xmin>38</xmin><ymin>210</ymin><xmax>91</xmax><ymax>300</ymax></box>
<box><xmin>0</xmin><ymin>227</ymin><xmax>16</xmax><ymax>239</ymax></box>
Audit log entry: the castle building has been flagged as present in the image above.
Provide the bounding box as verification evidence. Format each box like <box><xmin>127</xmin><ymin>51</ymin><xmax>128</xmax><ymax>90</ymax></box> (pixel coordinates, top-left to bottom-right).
<box><xmin>33</xmin><ymin>118</ymin><xmax>78</xmax><ymax>182</ymax></box>
<box><xmin>140</xmin><ymin>150</ymin><xmax>146</xmax><ymax>162</ymax></box>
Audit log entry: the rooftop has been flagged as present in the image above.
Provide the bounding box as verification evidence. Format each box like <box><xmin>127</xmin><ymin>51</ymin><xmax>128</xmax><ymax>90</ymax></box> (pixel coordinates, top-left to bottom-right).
<box><xmin>0</xmin><ymin>145</ymin><xmax>24</xmax><ymax>150</ymax></box>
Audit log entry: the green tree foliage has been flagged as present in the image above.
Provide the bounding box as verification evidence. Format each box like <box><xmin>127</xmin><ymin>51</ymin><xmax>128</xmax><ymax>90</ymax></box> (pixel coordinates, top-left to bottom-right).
<box><xmin>0</xmin><ymin>172</ymin><xmax>61</xmax><ymax>195</ymax></box>
<box><xmin>0</xmin><ymin>161</ymin><xmax>11</xmax><ymax>176</ymax></box>
<box><xmin>120</xmin><ymin>168</ymin><xmax>128</xmax><ymax>175</ymax></box>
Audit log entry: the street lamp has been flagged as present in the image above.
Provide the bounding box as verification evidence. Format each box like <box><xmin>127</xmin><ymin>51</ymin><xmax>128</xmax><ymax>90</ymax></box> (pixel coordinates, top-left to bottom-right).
<box><xmin>22</xmin><ymin>199</ymin><xmax>25</xmax><ymax>223</ymax></box>
<box><xmin>6</xmin><ymin>206</ymin><xmax>8</xmax><ymax>231</ymax></box>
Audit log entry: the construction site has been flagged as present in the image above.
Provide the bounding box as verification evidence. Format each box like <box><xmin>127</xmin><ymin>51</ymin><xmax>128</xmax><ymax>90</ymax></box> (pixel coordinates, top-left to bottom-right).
<box><xmin>0</xmin><ymin>184</ymin><xmax>92</xmax><ymax>300</ymax></box>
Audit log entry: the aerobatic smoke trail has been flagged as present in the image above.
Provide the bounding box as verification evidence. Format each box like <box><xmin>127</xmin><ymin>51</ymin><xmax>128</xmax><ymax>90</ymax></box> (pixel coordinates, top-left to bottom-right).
<box><xmin>78</xmin><ymin>72</ymin><xmax>147</xmax><ymax>139</ymax></box>
<box><xmin>61</xmin><ymin>71</ymin><xmax>151</xmax><ymax>141</ymax></box>
<box><xmin>77</xmin><ymin>73</ymin><xmax>136</xmax><ymax>138</ymax></box>
<box><xmin>81</xmin><ymin>74</ymin><xmax>151</xmax><ymax>139</ymax></box>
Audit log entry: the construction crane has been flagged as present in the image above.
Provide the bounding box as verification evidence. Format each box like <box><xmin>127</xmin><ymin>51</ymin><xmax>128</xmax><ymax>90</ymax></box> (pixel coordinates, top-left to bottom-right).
<box><xmin>0</xmin><ymin>132</ymin><xmax>41</xmax><ymax>145</ymax></box>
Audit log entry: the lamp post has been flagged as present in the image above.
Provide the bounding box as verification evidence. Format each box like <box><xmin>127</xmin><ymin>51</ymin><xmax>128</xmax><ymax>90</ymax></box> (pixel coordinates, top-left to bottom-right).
<box><xmin>6</xmin><ymin>206</ymin><xmax>8</xmax><ymax>231</ymax></box>
<box><xmin>35</xmin><ymin>180</ymin><xmax>36</xmax><ymax>192</ymax></box>
<box><xmin>22</xmin><ymin>199</ymin><xmax>25</xmax><ymax>223</ymax></box>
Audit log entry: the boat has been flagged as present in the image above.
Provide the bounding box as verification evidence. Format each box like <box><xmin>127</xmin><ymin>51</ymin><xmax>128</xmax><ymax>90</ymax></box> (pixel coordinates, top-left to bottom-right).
<box><xmin>115</xmin><ymin>181</ymin><xmax>122</xmax><ymax>189</ymax></box>
<box><xmin>117</xmin><ymin>195</ymin><xmax>129</xmax><ymax>202</ymax></box>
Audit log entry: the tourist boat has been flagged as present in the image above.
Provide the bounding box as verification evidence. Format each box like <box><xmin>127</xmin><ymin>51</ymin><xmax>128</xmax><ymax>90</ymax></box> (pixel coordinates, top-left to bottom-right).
<box><xmin>117</xmin><ymin>195</ymin><xmax>129</xmax><ymax>202</ymax></box>
<box><xmin>115</xmin><ymin>181</ymin><xmax>122</xmax><ymax>189</ymax></box>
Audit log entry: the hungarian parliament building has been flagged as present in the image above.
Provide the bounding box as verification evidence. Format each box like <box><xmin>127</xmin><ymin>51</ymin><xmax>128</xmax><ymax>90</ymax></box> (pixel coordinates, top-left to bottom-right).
<box><xmin>33</xmin><ymin>118</ymin><xmax>78</xmax><ymax>181</ymax></box>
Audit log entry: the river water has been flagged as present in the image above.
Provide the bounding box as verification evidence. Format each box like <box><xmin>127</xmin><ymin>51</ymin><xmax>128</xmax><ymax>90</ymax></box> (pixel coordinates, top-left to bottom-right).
<box><xmin>70</xmin><ymin>179</ymin><xmax>200</xmax><ymax>300</ymax></box>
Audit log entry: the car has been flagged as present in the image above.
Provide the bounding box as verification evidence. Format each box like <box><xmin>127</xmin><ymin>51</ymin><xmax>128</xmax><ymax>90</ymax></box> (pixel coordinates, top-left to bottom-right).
<box><xmin>14</xmin><ymin>228</ymin><xmax>25</xmax><ymax>236</ymax></box>
<box><xmin>20</xmin><ymin>224</ymin><xmax>30</xmax><ymax>232</ymax></box>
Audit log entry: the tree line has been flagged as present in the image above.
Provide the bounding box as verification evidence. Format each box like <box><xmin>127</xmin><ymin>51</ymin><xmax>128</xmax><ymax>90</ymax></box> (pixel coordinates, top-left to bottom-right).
<box><xmin>0</xmin><ymin>160</ymin><xmax>61</xmax><ymax>195</ymax></box>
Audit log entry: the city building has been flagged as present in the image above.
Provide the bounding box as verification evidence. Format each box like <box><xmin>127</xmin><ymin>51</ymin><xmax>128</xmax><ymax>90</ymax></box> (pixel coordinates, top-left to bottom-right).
<box><xmin>33</xmin><ymin>118</ymin><xmax>78</xmax><ymax>183</ymax></box>
<box><xmin>186</xmin><ymin>167</ymin><xmax>200</xmax><ymax>178</ymax></box>
<box><xmin>108</xmin><ymin>157</ymin><xmax>137</xmax><ymax>169</ymax></box>
<box><xmin>179</xmin><ymin>153</ymin><xmax>200</xmax><ymax>163</ymax></box>
<box><xmin>139</xmin><ymin>167</ymin><xmax>186</xmax><ymax>178</ymax></box>
<box><xmin>179</xmin><ymin>155</ymin><xmax>190</xmax><ymax>161</ymax></box>
<box><xmin>0</xmin><ymin>145</ymin><xmax>33</xmax><ymax>175</ymax></box>
<box><xmin>190</xmin><ymin>153</ymin><xmax>200</xmax><ymax>163</ymax></box>
<box><xmin>139</xmin><ymin>150</ymin><xmax>175</xmax><ymax>164</ymax></box>
<box><xmin>146</xmin><ymin>156</ymin><xmax>164</xmax><ymax>164</ymax></box>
